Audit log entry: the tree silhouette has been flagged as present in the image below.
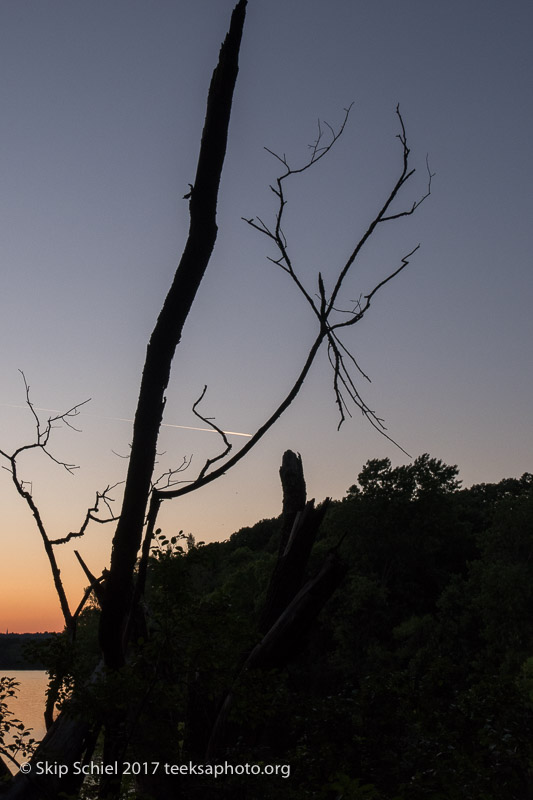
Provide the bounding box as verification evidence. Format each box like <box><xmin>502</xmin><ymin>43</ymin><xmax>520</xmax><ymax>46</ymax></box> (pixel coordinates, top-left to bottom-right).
<box><xmin>0</xmin><ymin>1</ymin><xmax>432</xmax><ymax>796</ymax></box>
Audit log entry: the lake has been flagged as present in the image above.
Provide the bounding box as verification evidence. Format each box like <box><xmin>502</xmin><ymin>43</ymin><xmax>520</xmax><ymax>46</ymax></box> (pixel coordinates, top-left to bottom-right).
<box><xmin>1</xmin><ymin>670</ymin><xmax>48</xmax><ymax>772</ymax></box>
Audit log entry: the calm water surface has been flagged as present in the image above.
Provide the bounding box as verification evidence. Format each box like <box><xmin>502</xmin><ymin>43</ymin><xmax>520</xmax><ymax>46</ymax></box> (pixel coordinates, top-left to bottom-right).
<box><xmin>2</xmin><ymin>670</ymin><xmax>48</xmax><ymax>771</ymax></box>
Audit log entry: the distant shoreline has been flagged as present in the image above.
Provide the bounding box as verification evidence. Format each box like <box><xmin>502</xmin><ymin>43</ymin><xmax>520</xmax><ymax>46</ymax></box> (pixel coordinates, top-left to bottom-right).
<box><xmin>0</xmin><ymin>632</ymin><xmax>56</xmax><ymax>670</ymax></box>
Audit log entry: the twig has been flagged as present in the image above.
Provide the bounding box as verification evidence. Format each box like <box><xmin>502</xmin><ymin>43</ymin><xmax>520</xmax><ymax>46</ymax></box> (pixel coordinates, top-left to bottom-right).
<box><xmin>192</xmin><ymin>386</ymin><xmax>232</xmax><ymax>481</ymax></box>
<box><xmin>159</xmin><ymin>106</ymin><xmax>427</xmax><ymax>495</ymax></box>
<box><xmin>50</xmin><ymin>483</ymin><xmax>123</xmax><ymax>545</ymax></box>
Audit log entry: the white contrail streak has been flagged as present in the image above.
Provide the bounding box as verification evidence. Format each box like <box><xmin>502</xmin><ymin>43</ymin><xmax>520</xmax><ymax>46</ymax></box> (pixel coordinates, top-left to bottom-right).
<box><xmin>0</xmin><ymin>404</ymin><xmax>252</xmax><ymax>438</ymax></box>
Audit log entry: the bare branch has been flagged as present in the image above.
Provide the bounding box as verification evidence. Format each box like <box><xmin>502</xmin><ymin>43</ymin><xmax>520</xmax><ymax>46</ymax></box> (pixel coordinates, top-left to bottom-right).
<box><xmin>0</xmin><ymin>447</ymin><xmax>74</xmax><ymax>630</ymax></box>
<box><xmin>11</xmin><ymin>371</ymin><xmax>91</xmax><ymax>474</ymax></box>
<box><xmin>151</xmin><ymin>455</ymin><xmax>193</xmax><ymax>491</ymax></box>
<box><xmin>244</xmin><ymin>106</ymin><xmax>356</xmax><ymax>323</ymax></box>
<box><xmin>72</xmin><ymin>579</ymin><xmax>105</xmax><ymax>620</ymax></box>
<box><xmin>326</xmin><ymin>107</ymin><xmax>428</xmax><ymax>316</ymax></box>
<box><xmin>264</xmin><ymin>103</ymin><xmax>353</xmax><ymax>178</ymax></box>
<box><xmin>242</xmin><ymin>106</ymin><xmax>429</xmax><ymax>444</ymax></box>
<box><xmin>158</xmin><ymin>330</ymin><xmax>326</xmax><ymax>500</ymax></box>
<box><xmin>72</xmin><ymin>550</ymin><xmax>107</xmax><ymax>614</ymax></box>
<box><xmin>380</xmin><ymin>152</ymin><xmax>434</xmax><ymax>222</ymax></box>
<box><xmin>49</xmin><ymin>483</ymin><xmax>123</xmax><ymax>545</ymax></box>
<box><xmin>0</xmin><ymin>377</ymin><xmax>118</xmax><ymax>631</ymax></box>
<box><xmin>100</xmin><ymin>0</ymin><xmax>249</xmax><ymax>670</ymax></box>
<box><xmin>156</xmin><ymin>107</ymin><xmax>428</xmax><ymax>496</ymax></box>
<box><xmin>329</xmin><ymin>244</ymin><xmax>421</xmax><ymax>334</ymax></box>
<box><xmin>111</xmin><ymin>448</ymin><xmax>131</xmax><ymax>459</ymax></box>
<box><xmin>330</xmin><ymin>330</ymin><xmax>371</xmax><ymax>382</ymax></box>
<box><xmin>325</xmin><ymin>333</ymin><xmax>410</xmax><ymax>454</ymax></box>
<box><xmin>131</xmin><ymin>490</ymin><xmax>162</xmax><ymax>632</ymax></box>
<box><xmin>192</xmin><ymin>385</ymin><xmax>232</xmax><ymax>481</ymax></box>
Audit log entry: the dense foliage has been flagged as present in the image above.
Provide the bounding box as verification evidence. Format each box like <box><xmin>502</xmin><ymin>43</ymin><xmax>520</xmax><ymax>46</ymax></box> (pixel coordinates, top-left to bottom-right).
<box><xmin>35</xmin><ymin>455</ymin><xmax>533</xmax><ymax>799</ymax></box>
<box><xmin>0</xmin><ymin>677</ymin><xmax>37</xmax><ymax>775</ymax></box>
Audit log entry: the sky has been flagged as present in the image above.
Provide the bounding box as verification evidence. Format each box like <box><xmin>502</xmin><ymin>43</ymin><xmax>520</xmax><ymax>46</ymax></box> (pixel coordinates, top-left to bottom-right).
<box><xmin>1</xmin><ymin>0</ymin><xmax>532</xmax><ymax>633</ymax></box>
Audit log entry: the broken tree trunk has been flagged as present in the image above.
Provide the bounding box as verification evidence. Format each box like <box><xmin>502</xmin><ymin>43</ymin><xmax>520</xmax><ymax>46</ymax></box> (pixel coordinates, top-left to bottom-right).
<box><xmin>205</xmin><ymin>450</ymin><xmax>345</xmax><ymax>761</ymax></box>
<box><xmin>260</xmin><ymin>449</ymin><xmax>329</xmax><ymax>632</ymax></box>
<box><xmin>259</xmin><ymin>497</ymin><xmax>330</xmax><ymax>633</ymax></box>
<box><xmin>205</xmin><ymin>550</ymin><xmax>346</xmax><ymax>761</ymax></box>
<box><xmin>278</xmin><ymin>450</ymin><xmax>307</xmax><ymax>553</ymax></box>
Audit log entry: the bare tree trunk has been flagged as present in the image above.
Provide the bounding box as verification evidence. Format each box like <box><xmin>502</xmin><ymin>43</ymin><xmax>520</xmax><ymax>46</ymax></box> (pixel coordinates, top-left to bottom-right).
<box><xmin>96</xmin><ymin>4</ymin><xmax>247</xmax><ymax>798</ymax></box>
<box><xmin>206</xmin><ymin>550</ymin><xmax>346</xmax><ymax>762</ymax></box>
<box><xmin>278</xmin><ymin>450</ymin><xmax>307</xmax><ymax>552</ymax></box>
<box><xmin>0</xmin><ymin>6</ymin><xmax>248</xmax><ymax>800</ymax></box>
<box><xmin>260</xmin><ymin>449</ymin><xmax>328</xmax><ymax>632</ymax></box>
<box><xmin>260</xmin><ymin>497</ymin><xmax>330</xmax><ymax>633</ymax></box>
<box><xmin>206</xmin><ymin>451</ymin><xmax>345</xmax><ymax>762</ymax></box>
<box><xmin>100</xmin><ymin>0</ymin><xmax>247</xmax><ymax>672</ymax></box>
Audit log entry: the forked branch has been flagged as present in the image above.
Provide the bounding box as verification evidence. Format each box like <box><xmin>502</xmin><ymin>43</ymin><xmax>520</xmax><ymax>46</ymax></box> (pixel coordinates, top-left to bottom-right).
<box><xmin>0</xmin><ymin>375</ymin><xmax>112</xmax><ymax>631</ymax></box>
<box><xmin>240</xmin><ymin>107</ymin><xmax>432</xmax><ymax>450</ymax></box>
<box><xmin>158</xmin><ymin>106</ymin><xmax>430</xmax><ymax>498</ymax></box>
<box><xmin>192</xmin><ymin>385</ymin><xmax>232</xmax><ymax>481</ymax></box>
<box><xmin>4</xmin><ymin>371</ymin><xmax>91</xmax><ymax>474</ymax></box>
<box><xmin>50</xmin><ymin>482</ymin><xmax>123</xmax><ymax>545</ymax></box>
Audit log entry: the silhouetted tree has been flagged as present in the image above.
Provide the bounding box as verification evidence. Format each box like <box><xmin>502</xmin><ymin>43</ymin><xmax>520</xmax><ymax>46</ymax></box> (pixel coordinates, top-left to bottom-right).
<box><xmin>0</xmin><ymin>0</ymin><xmax>432</xmax><ymax>796</ymax></box>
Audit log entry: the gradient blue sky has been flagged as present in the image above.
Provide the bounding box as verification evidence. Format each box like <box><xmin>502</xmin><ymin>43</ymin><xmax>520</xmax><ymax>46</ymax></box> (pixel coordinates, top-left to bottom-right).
<box><xmin>1</xmin><ymin>0</ymin><xmax>532</xmax><ymax>631</ymax></box>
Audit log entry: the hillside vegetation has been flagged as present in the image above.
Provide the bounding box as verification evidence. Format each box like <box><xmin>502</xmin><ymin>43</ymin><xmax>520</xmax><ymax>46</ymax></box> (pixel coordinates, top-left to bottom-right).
<box><xmin>31</xmin><ymin>455</ymin><xmax>533</xmax><ymax>799</ymax></box>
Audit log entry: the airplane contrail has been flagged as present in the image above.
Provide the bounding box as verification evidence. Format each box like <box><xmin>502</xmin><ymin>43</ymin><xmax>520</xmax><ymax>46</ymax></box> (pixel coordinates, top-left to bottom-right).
<box><xmin>0</xmin><ymin>404</ymin><xmax>252</xmax><ymax>438</ymax></box>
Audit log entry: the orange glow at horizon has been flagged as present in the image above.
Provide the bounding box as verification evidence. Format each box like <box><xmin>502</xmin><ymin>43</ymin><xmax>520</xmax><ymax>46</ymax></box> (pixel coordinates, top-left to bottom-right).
<box><xmin>2</xmin><ymin>611</ymin><xmax>63</xmax><ymax>636</ymax></box>
<box><xmin>1</xmin><ymin>574</ymin><xmax>65</xmax><ymax>633</ymax></box>
<box><xmin>1</xmin><ymin>513</ymin><xmax>89</xmax><ymax>634</ymax></box>
<box><xmin>1</xmin><ymin>572</ymin><xmax>70</xmax><ymax>634</ymax></box>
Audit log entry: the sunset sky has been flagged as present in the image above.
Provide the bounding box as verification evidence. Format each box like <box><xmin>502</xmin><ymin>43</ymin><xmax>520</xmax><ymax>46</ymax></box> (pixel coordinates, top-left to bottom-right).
<box><xmin>1</xmin><ymin>0</ymin><xmax>532</xmax><ymax>633</ymax></box>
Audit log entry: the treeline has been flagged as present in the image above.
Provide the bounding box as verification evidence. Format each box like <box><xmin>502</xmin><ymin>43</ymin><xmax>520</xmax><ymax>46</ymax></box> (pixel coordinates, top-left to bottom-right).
<box><xmin>39</xmin><ymin>454</ymin><xmax>533</xmax><ymax>799</ymax></box>
<box><xmin>0</xmin><ymin>634</ymin><xmax>54</xmax><ymax>670</ymax></box>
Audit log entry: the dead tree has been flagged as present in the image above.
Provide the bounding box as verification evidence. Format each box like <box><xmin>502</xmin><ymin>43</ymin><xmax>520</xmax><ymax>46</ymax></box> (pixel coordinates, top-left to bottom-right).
<box><xmin>98</xmin><ymin>0</ymin><xmax>248</xmax><ymax>674</ymax></box>
<box><xmin>0</xmin><ymin>373</ymin><xmax>119</xmax><ymax>642</ymax></box>
<box><xmin>206</xmin><ymin>450</ymin><xmax>346</xmax><ymax>762</ymax></box>
<box><xmin>0</xmin><ymin>0</ymin><xmax>433</xmax><ymax>793</ymax></box>
<box><xmin>260</xmin><ymin>450</ymin><xmax>318</xmax><ymax>632</ymax></box>
<box><xmin>278</xmin><ymin>449</ymin><xmax>307</xmax><ymax>550</ymax></box>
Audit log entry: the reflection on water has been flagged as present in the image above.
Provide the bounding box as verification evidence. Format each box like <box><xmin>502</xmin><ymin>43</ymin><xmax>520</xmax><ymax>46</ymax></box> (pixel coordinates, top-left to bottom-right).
<box><xmin>1</xmin><ymin>670</ymin><xmax>48</xmax><ymax>772</ymax></box>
